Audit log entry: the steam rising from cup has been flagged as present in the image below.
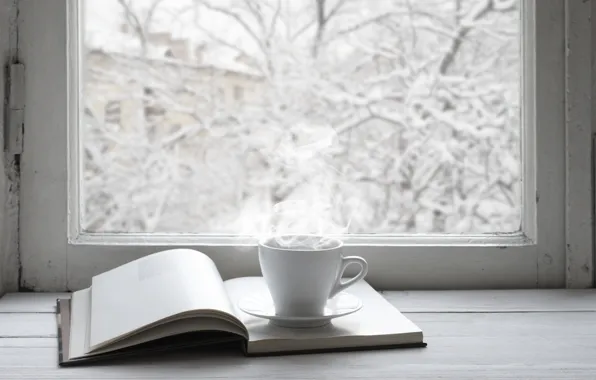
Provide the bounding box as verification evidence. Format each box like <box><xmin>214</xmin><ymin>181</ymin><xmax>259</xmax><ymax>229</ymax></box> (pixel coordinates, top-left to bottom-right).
<box><xmin>236</xmin><ymin>122</ymin><xmax>360</xmax><ymax>250</ymax></box>
<box><xmin>270</xmin><ymin>200</ymin><xmax>346</xmax><ymax>249</ymax></box>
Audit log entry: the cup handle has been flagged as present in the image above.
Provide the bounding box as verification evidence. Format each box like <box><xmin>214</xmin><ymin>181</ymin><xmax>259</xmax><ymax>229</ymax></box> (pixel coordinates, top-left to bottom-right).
<box><xmin>329</xmin><ymin>256</ymin><xmax>368</xmax><ymax>299</ymax></box>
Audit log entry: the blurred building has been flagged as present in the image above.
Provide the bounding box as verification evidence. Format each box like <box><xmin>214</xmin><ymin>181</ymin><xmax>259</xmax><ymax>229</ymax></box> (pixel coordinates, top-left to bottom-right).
<box><xmin>84</xmin><ymin>26</ymin><xmax>266</xmax><ymax>139</ymax></box>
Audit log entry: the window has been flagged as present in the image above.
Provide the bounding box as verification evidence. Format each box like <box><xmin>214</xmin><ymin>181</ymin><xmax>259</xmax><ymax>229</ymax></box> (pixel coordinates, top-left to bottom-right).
<box><xmin>18</xmin><ymin>0</ymin><xmax>593</xmax><ymax>291</ymax></box>
<box><xmin>84</xmin><ymin>0</ymin><xmax>523</xmax><ymax>235</ymax></box>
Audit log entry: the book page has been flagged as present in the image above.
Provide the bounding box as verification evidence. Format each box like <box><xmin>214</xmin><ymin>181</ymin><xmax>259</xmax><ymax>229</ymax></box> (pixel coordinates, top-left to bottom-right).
<box><xmin>89</xmin><ymin>249</ymin><xmax>237</xmax><ymax>351</ymax></box>
<box><xmin>65</xmin><ymin>288</ymin><xmax>246</xmax><ymax>362</ymax></box>
<box><xmin>68</xmin><ymin>288</ymin><xmax>92</xmax><ymax>360</ymax></box>
<box><xmin>224</xmin><ymin>277</ymin><xmax>423</xmax><ymax>354</ymax></box>
<box><xmin>89</xmin><ymin>316</ymin><xmax>246</xmax><ymax>356</ymax></box>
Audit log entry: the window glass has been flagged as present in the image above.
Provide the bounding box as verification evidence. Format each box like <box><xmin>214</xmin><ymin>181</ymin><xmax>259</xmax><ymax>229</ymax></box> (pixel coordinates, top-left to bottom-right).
<box><xmin>82</xmin><ymin>0</ymin><xmax>521</xmax><ymax>235</ymax></box>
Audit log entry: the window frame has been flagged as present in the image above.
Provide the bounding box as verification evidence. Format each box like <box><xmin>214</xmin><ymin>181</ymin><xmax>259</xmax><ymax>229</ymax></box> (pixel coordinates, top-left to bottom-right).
<box><xmin>17</xmin><ymin>0</ymin><xmax>591</xmax><ymax>291</ymax></box>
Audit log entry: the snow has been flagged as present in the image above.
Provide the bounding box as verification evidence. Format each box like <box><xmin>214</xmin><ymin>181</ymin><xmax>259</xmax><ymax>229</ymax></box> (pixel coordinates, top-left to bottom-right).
<box><xmin>81</xmin><ymin>0</ymin><xmax>522</xmax><ymax>235</ymax></box>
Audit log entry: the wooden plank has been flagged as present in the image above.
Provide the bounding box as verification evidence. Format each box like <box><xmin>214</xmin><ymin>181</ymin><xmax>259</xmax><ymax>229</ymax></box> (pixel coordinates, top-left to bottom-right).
<box><xmin>0</xmin><ymin>336</ymin><xmax>594</xmax><ymax>368</ymax></box>
<box><xmin>382</xmin><ymin>289</ymin><xmax>596</xmax><ymax>312</ymax></box>
<box><xmin>65</xmin><ymin>243</ymin><xmax>542</xmax><ymax>292</ymax></box>
<box><xmin>3</xmin><ymin>365</ymin><xmax>596</xmax><ymax>380</ymax></box>
<box><xmin>0</xmin><ymin>314</ymin><xmax>55</xmax><ymax>338</ymax></box>
<box><xmin>565</xmin><ymin>0</ymin><xmax>594</xmax><ymax>288</ymax></box>
<box><xmin>0</xmin><ymin>338</ymin><xmax>56</xmax><ymax>348</ymax></box>
<box><xmin>19</xmin><ymin>0</ymin><xmax>69</xmax><ymax>292</ymax></box>
<box><xmin>2</xmin><ymin>307</ymin><xmax>596</xmax><ymax>341</ymax></box>
<box><xmin>3</xmin><ymin>345</ymin><xmax>596</xmax><ymax>379</ymax></box>
<box><xmin>0</xmin><ymin>0</ymin><xmax>20</xmax><ymax>296</ymax></box>
<box><xmin>1</xmin><ymin>312</ymin><xmax>596</xmax><ymax>378</ymax></box>
<box><xmin>0</xmin><ymin>293</ymin><xmax>69</xmax><ymax>313</ymax></box>
<box><xmin>0</xmin><ymin>335</ymin><xmax>595</xmax><ymax>378</ymax></box>
<box><xmin>4</xmin><ymin>290</ymin><xmax>596</xmax><ymax>315</ymax></box>
<box><xmin>533</xmin><ymin>0</ymin><xmax>566</xmax><ymax>288</ymax></box>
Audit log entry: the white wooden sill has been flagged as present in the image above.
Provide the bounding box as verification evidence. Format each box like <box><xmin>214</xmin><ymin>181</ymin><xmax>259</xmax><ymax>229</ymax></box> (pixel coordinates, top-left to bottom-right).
<box><xmin>1</xmin><ymin>290</ymin><xmax>596</xmax><ymax>379</ymax></box>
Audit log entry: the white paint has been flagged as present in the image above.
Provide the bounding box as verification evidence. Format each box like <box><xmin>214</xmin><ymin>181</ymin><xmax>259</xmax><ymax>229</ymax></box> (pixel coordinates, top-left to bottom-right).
<box><xmin>0</xmin><ymin>314</ymin><xmax>55</xmax><ymax>338</ymax></box>
<box><xmin>18</xmin><ymin>0</ymin><xmax>573</xmax><ymax>291</ymax></box>
<box><xmin>565</xmin><ymin>0</ymin><xmax>594</xmax><ymax>288</ymax></box>
<box><xmin>6</xmin><ymin>63</ymin><xmax>24</xmax><ymax>155</ymax></box>
<box><xmin>382</xmin><ymin>289</ymin><xmax>596</xmax><ymax>312</ymax></box>
<box><xmin>7</xmin><ymin>289</ymin><xmax>596</xmax><ymax>314</ymax></box>
<box><xmin>0</xmin><ymin>292</ymin><xmax>68</xmax><ymax>312</ymax></box>
<box><xmin>19</xmin><ymin>0</ymin><xmax>69</xmax><ymax>291</ymax></box>
<box><xmin>2</xmin><ymin>292</ymin><xmax>596</xmax><ymax>378</ymax></box>
<box><xmin>532</xmin><ymin>0</ymin><xmax>566</xmax><ymax>287</ymax></box>
<box><xmin>1</xmin><ymin>153</ymin><xmax>20</xmax><ymax>293</ymax></box>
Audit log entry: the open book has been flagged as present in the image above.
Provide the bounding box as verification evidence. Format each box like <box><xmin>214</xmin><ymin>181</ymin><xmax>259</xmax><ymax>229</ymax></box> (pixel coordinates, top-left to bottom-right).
<box><xmin>56</xmin><ymin>249</ymin><xmax>425</xmax><ymax>366</ymax></box>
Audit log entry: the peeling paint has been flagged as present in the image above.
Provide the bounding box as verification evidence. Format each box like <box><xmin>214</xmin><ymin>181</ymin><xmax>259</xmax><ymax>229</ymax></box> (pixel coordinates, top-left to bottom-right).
<box><xmin>0</xmin><ymin>0</ymin><xmax>21</xmax><ymax>295</ymax></box>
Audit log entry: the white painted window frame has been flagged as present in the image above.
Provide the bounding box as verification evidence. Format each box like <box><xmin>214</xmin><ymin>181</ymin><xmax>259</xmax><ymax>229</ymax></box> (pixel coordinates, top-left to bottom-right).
<box><xmin>15</xmin><ymin>0</ymin><xmax>593</xmax><ymax>291</ymax></box>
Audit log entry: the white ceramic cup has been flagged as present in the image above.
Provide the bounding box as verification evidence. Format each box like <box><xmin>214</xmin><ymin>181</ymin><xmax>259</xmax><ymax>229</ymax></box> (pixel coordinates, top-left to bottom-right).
<box><xmin>258</xmin><ymin>235</ymin><xmax>368</xmax><ymax>317</ymax></box>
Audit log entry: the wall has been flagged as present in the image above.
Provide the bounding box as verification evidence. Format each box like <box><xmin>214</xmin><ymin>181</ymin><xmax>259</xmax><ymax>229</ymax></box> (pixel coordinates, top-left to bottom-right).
<box><xmin>0</xmin><ymin>0</ymin><xmax>19</xmax><ymax>296</ymax></box>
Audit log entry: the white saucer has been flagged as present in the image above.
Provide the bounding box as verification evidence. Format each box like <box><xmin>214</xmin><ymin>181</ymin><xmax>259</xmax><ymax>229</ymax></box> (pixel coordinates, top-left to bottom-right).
<box><xmin>238</xmin><ymin>292</ymin><xmax>362</xmax><ymax>328</ymax></box>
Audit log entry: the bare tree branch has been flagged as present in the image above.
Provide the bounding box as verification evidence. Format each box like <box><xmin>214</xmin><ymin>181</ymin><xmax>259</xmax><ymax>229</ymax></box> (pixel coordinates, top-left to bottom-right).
<box><xmin>438</xmin><ymin>0</ymin><xmax>514</xmax><ymax>74</ymax></box>
<box><xmin>193</xmin><ymin>0</ymin><xmax>271</xmax><ymax>73</ymax></box>
<box><xmin>117</xmin><ymin>0</ymin><xmax>147</xmax><ymax>53</ymax></box>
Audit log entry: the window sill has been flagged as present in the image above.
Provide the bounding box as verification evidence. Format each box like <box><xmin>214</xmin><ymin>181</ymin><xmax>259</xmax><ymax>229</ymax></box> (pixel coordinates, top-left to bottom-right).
<box><xmin>1</xmin><ymin>290</ymin><xmax>595</xmax><ymax>378</ymax></box>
